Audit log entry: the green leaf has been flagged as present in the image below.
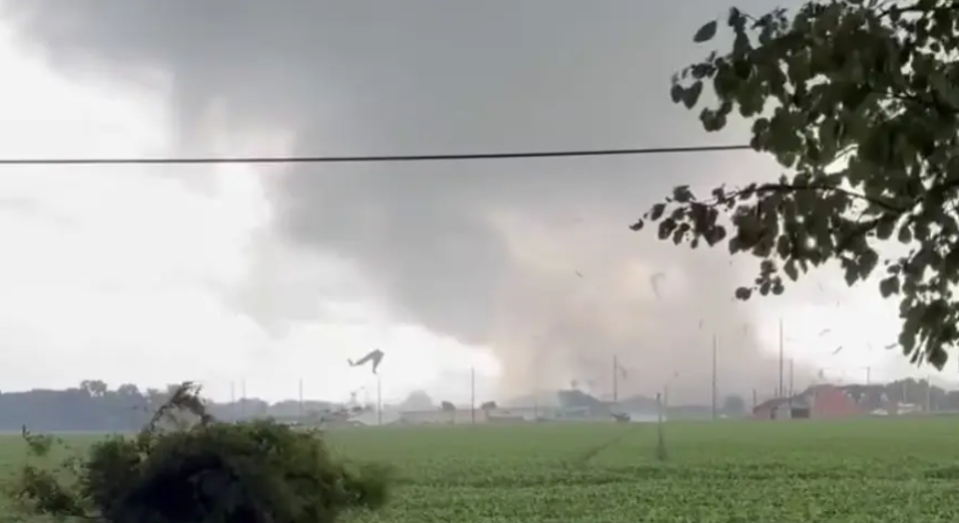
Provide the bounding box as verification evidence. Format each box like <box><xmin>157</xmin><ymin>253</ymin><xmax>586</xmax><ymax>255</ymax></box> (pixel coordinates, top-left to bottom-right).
<box><xmin>657</xmin><ymin>218</ymin><xmax>677</xmax><ymax>240</ymax></box>
<box><xmin>683</xmin><ymin>81</ymin><xmax>704</xmax><ymax>109</ymax></box>
<box><xmin>783</xmin><ymin>259</ymin><xmax>799</xmax><ymax>281</ymax></box>
<box><xmin>772</xmin><ymin>281</ymin><xmax>784</xmax><ymax>295</ymax></box>
<box><xmin>759</xmin><ymin>281</ymin><xmax>771</xmax><ymax>295</ymax></box>
<box><xmin>879</xmin><ymin>276</ymin><xmax>900</xmax><ymax>297</ymax></box>
<box><xmin>650</xmin><ymin>203</ymin><xmax>666</xmax><ymax>221</ymax></box>
<box><xmin>672</xmin><ymin>185</ymin><xmax>694</xmax><ymax>203</ymax></box>
<box><xmin>693</xmin><ymin>20</ymin><xmax>718</xmax><ymax>43</ymax></box>
<box><xmin>844</xmin><ymin>264</ymin><xmax>858</xmax><ymax>286</ymax></box>
<box><xmin>670</xmin><ymin>84</ymin><xmax>684</xmax><ymax>104</ymax></box>
<box><xmin>858</xmin><ymin>248</ymin><xmax>879</xmax><ymax>279</ymax></box>
<box><xmin>897</xmin><ymin>225</ymin><xmax>912</xmax><ymax>244</ymax></box>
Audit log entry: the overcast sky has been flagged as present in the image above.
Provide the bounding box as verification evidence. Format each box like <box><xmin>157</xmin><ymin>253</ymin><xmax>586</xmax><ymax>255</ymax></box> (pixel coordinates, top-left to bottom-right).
<box><xmin>0</xmin><ymin>1</ymin><xmax>946</xmax><ymax>405</ymax></box>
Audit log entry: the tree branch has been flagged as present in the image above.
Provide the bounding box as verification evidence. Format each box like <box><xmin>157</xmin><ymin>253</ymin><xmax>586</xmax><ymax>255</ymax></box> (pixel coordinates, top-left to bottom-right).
<box><xmin>878</xmin><ymin>0</ymin><xmax>959</xmax><ymax>18</ymax></box>
<box><xmin>718</xmin><ymin>181</ymin><xmax>907</xmax><ymax>213</ymax></box>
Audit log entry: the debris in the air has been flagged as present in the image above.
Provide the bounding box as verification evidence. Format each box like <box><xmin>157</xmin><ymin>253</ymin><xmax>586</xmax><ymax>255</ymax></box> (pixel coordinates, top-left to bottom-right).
<box><xmin>650</xmin><ymin>272</ymin><xmax>666</xmax><ymax>298</ymax></box>
<box><xmin>348</xmin><ymin>349</ymin><xmax>384</xmax><ymax>375</ymax></box>
<box><xmin>819</xmin><ymin>329</ymin><xmax>831</xmax><ymax>336</ymax></box>
<box><xmin>575</xmin><ymin>270</ymin><xmax>583</xmax><ymax>278</ymax></box>
<box><xmin>884</xmin><ymin>343</ymin><xmax>897</xmax><ymax>350</ymax></box>
<box><xmin>698</xmin><ymin>319</ymin><xmax>704</xmax><ymax>329</ymax></box>
<box><xmin>616</xmin><ymin>364</ymin><xmax>628</xmax><ymax>379</ymax></box>
<box><xmin>831</xmin><ymin>346</ymin><xmax>843</xmax><ymax>355</ymax></box>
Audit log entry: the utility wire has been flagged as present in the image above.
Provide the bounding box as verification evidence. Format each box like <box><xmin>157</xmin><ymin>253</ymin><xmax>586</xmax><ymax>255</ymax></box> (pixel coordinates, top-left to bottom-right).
<box><xmin>0</xmin><ymin>143</ymin><xmax>752</xmax><ymax>166</ymax></box>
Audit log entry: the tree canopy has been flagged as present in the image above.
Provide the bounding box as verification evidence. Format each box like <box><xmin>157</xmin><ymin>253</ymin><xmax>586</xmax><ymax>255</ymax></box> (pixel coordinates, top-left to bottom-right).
<box><xmin>633</xmin><ymin>0</ymin><xmax>959</xmax><ymax>368</ymax></box>
<box><xmin>9</xmin><ymin>383</ymin><xmax>391</xmax><ymax>523</ymax></box>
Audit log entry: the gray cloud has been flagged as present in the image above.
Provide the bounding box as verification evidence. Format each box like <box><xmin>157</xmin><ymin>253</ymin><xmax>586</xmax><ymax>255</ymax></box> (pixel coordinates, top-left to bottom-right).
<box><xmin>2</xmin><ymin>0</ymin><xmax>813</xmax><ymax>402</ymax></box>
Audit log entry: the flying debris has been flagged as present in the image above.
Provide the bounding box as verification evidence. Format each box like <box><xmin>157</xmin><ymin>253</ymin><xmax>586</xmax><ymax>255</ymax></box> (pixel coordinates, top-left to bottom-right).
<box><xmin>831</xmin><ymin>346</ymin><xmax>843</xmax><ymax>355</ymax></box>
<box><xmin>650</xmin><ymin>272</ymin><xmax>666</xmax><ymax>299</ymax></box>
<box><xmin>698</xmin><ymin>319</ymin><xmax>704</xmax><ymax>330</ymax></box>
<box><xmin>818</xmin><ymin>329</ymin><xmax>831</xmax><ymax>336</ymax></box>
<box><xmin>575</xmin><ymin>270</ymin><xmax>584</xmax><ymax>278</ymax></box>
<box><xmin>884</xmin><ymin>343</ymin><xmax>897</xmax><ymax>350</ymax></box>
<box><xmin>348</xmin><ymin>349</ymin><xmax>384</xmax><ymax>375</ymax></box>
<box><xmin>616</xmin><ymin>365</ymin><xmax>628</xmax><ymax>380</ymax></box>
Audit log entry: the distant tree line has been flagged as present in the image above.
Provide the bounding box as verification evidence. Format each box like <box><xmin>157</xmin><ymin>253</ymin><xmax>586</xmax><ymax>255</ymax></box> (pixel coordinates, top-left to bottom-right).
<box><xmin>0</xmin><ymin>380</ymin><xmax>338</xmax><ymax>432</ymax></box>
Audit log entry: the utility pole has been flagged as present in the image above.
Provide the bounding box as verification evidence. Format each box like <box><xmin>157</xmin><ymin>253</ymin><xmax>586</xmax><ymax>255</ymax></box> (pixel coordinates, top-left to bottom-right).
<box><xmin>612</xmin><ymin>355</ymin><xmax>619</xmax><ymax>403</ymax></box>
<box><xmin>711</xmin><ymin>333</ymin><xmax>718</xmax><ymax>421</ymax></box>
<box><xmin>376</xmin><ymin>376</ymin><xmax>382</xmax><ymax>426</ymax></box>
<box><xmin>778</xmin><ymin>318</ymin><xmax>784</xmax><ymax>398</ymax></box>
<box><xmin>788</xmin><ymin>358</ymin><xmax>794</xmax><ymax>397</ymax></box>
<box><xmin>297</xmin><ymin>379</ymin><xmax>304</xmax><ymax>422</ymax></box>
<box><xmin>470</xmin><ymin>366</ymin><xmax>476</xmax><ymax>424</ymax></box>
<box><xmin>230</xmin><ymin>381</ymin><xmax>237</xmax><ymax>422</ymax></box>
<box><xmin>240</xmin><ymin>380</ymin><xmax>247</xmax><ymax>419</ymax></box>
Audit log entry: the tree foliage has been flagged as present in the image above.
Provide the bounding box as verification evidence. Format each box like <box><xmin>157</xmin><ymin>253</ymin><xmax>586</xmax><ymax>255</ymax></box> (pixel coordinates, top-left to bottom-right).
<box><xmin>633</xmin><ymin>0</ymin><xmax>959</xmax><ymax>368</ymax></box>
<box><xmin>6</xmin><ymin>382</ymin><xmax>391</xmax><ymax>523</ymax></box>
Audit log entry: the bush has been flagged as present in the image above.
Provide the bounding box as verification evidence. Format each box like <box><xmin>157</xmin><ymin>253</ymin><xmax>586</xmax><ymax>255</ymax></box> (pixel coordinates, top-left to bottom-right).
<box><xmin>7</xmin><ymin>382</ymin><xmax>392</xmax><ymax>523</ymax></box>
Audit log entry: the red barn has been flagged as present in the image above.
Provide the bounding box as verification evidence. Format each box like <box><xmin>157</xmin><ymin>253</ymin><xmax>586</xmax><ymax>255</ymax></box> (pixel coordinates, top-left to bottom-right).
<box><xmin>807</xmin><ymin>384</ymin><xmax>863</xmax><ymax>418</ymax></box>
<box><xmin>752</xmin><ymin>384</ymin><xmax>863</xmax><ymax>420</ymax></box>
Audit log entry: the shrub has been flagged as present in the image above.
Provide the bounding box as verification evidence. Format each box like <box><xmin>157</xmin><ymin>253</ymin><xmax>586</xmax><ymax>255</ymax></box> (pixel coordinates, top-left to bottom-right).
<box><xmin>7</xmin><ymin>382</ymin><xmax>392</xmax><ymax>523</ymax></box>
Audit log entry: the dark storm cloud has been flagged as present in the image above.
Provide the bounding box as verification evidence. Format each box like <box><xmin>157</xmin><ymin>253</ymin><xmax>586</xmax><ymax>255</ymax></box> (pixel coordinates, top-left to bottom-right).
<box><xmin>2</xmin><ymin>0</ymin><xmax>814</xmax><ymax>401</ymax></box>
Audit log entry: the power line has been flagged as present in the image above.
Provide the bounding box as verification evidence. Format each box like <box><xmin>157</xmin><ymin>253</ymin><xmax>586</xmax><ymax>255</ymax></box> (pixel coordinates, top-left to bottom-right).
<box><xmin>0</xmin><ymin>143</ymin><xmax>752</xmax><ymax>166</ymax></box>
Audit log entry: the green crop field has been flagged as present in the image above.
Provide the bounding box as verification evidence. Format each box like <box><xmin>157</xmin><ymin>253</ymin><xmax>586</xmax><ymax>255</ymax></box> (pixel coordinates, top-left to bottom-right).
<box><xmin>325</xmin><ymin>418</ymin><xmax>959</xmax><ymax>523</ymax></box>
<box><xmin>3</xmin><ymin>418</ymin><xmax>959</xmax><ymax>522</ymax></box>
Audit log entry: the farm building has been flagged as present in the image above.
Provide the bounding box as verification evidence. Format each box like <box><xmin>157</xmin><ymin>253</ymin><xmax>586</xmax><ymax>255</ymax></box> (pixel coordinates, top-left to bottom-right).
<box><xmin>752</xmin><ymin>384</ymin><xmax>863</xmax><ymax>420</ymax></box>
<box><xmin>399</xmin><ymin>408</ymin><xmax>489</xmax><ymax>425</ymax></box>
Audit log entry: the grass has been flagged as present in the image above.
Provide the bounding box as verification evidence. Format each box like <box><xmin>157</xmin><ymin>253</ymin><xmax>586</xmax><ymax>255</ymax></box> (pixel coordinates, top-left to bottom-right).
<box><xmin>5</xmin><ymin>418</ymin><xmax>959</xmax><ymax>522</ymax></box>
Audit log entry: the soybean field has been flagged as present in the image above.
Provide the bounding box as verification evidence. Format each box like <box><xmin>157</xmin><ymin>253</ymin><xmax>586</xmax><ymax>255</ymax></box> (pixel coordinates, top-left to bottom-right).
<box><xmin>326</xmin><ymin>418</ymin><xmax>959</xmax><ymax>523</ymax></box>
